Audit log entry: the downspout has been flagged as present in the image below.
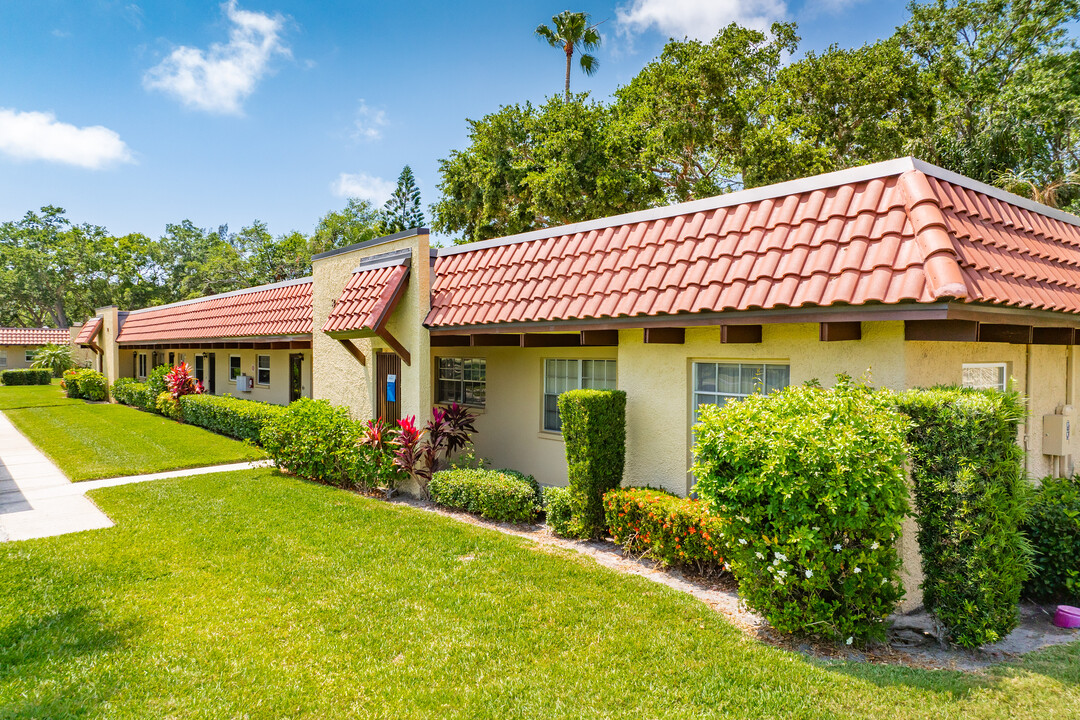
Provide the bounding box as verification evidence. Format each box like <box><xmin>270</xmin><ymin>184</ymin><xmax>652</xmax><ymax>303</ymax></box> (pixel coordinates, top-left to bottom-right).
<box><xmin>1065</xmin><ymin>345</ymin><xmax>1075</xmax><ymax>477</ymax></box>
<box><xmin>1025</xmin><ymin>342</ymin><xmax>1033</xmax><ymax>479</ymax></box>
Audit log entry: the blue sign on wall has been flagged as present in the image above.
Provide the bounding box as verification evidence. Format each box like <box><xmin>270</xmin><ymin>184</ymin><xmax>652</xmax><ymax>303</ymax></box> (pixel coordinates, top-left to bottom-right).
<box><xmin>386</xmin><ymin>374</ymin><xmax>397</xmax><ymax>403</ymax></box>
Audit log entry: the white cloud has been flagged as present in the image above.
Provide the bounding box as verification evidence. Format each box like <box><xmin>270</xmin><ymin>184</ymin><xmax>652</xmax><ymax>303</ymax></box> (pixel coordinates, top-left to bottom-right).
<box><xmin>0</xmin><ymin>108</ymin><xmax>134</xmax><ymax>169</ymax></box>
<box><xmin>143</xmin><ymin>0</ymin><xmax>289</xmax><ymax>115</ymax></box>
<box><xmin>352</xmin><ymin>99</ymin><xmax>388</xmax><ymax>142</ymax></box>
<box><xmin>617</xmin><ymin>0</ymin><xmax>788</xmax><ymax>39</ymax></box>
<box><xmin>332</xmin><ymin>172</ymin><xmax>394</xmax><ymax>204</ymax></box>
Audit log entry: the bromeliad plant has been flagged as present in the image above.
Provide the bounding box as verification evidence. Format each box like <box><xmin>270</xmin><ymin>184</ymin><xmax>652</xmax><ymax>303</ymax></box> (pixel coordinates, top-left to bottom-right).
<box><xmin>393</xmin><ymin>403</ymin><xmax>478</xmax><ymax>499</ymax></box>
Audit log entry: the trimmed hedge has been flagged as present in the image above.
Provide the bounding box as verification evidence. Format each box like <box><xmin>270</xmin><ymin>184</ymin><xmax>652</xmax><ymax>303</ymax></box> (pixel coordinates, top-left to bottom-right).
<box><xmin>897</xmin><ymin>386</ymin><xmax>1029</xmax><ymax>649</ymax></box>
<box><xmin>429</xmin><ymin>468</ymin><xmax>540</xmax><ymax>523</ymax></box>
<box><xmin>604</xmin><ymin>487</ymin><xmax>728</xmax><ymax>572</ymax></box>
<box><xmin>543</xmin><ymin>486</ymin><xmax>574</xmax><ymax>536</ymax></box>
<box><xmin>693</xmin><ymin>378</ymin><xmax>909</xmax><ymax>642</ymax></box>
<box><xmin>1</xmin><ymin>368</ymin><xmax>52</xmax><ymax>386</ymax></box>
<box><xmin>155</xmin><ymin>391</ymin><xmax>181</xmax><ymax>420</ymax></box>
<box><xmin>557</xmin><ymin>389</ymin><xmax>627</xmax><ymax>538</ymax></box>
<box><xmin>112</xmin><ymin>378</ymin><xmax>152</xmax><ymax>409</ymax></box>
<box><xmin>1023</xmin><ymin>475</ymin><xmax>1080</xmax><ymax>602</ymax></box>
<box><xmin>62</xmin><ymin>368</ymin><xmax>108</xmax><ymax>401</ymax></box>
<box><xmin>179</xmin><ymin>393</ymin><xmax>286</xmax><ymax>442</ymax></box>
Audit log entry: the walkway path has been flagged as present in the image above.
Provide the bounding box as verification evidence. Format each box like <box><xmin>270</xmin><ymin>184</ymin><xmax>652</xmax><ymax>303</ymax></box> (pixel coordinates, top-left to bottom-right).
<box><xmin>0</xmin><ymin>410</ymin><xmax>270</xmax><ymax>542</ymax></box>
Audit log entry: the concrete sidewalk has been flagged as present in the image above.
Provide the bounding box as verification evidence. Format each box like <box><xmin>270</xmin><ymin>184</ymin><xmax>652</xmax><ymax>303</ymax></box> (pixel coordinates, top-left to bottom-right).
<box><xmin>0</xmin><ymin>410</ymin><xmax>272</xmax><ymax>542</ymax></box>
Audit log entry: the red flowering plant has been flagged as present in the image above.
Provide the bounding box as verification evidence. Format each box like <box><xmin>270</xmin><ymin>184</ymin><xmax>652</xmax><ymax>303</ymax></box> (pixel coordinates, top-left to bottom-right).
<box><xmin>393</xmin><ymin>403</ymin><xmax>478</xmax><ymax>499</ymax></box>
<box><xmin>603</xmin><ymin>487</ymin><xmax>730</xmax><ymax>574</ymax></box>
<box><xmin>359</xmin><ymin>417</ymin><xmax>406</xmax><ymax>493</ymax></box>
<box><xmin>165</xmin><ymin>362</ymin><xmax>204</xmax><ymax>399</ymax></box>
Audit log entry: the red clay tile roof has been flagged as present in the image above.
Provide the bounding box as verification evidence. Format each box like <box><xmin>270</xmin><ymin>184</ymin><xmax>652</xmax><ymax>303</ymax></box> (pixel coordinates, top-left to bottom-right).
<box><xmin>0</xmin><ymin>327</ymin><xmax>70</xmax><ymax>345</ymax></box>
<box><xmin>425</xmin><ymin>158</ymin><xmax>1080</xmax><ymax>328</ymax></box>
<box><xmin>116</xmin><ymin>278</ymin><xmax>313</xmax><ymax>343</ymax></box>
<box><xmin>323</xmin><ymin>262</ymin><xmax>410</xmax><ymax>335</ymax></box>
<box><xmin>74</xmin><ymin>317</ymin><xmax>102</xmax><ymax>345</ymax></box>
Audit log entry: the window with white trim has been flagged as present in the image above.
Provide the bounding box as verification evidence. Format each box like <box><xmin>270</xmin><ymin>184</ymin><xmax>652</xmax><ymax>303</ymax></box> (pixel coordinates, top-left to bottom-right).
<box><xmin>0</xmin><ymin>350</ymin><xmax>6</xmax><ymax>368</ymax></box>
<box><xmin>692</xmin><ymin>362</ymin><xmax>790</xmax><ymax>421</ymax></box>
<box><xmin>256</xmin><ymin>355</ymin><xmax>271</xmax><ymax>386</ymax></box>
<box><xmin>24</xmin><ymin>349</ymin><xmax>36</xmax><ymax>364</ymax></box>
<box><xmin>961</xmin><ymin>363</ymin><xmax>1007</xmax><ymax>392</ymax></box>
<box><xmin>138</xmin><ymin>353</ymin><xmax>147</xmax><ymax>379</ymax></box>
<box><xmin>229</xmin><ymin>355</ymin><xmax>242</xmax><ymax>382</ymax></box>
<box><xmin>543</xmin><ymin>359</ymin><xmax>617</xmax><ymax>432</ymax></box>
<box><xmin>437</xmin><ymin>357</ymin><xmax>486</xmax><ymax>406</ymax></box>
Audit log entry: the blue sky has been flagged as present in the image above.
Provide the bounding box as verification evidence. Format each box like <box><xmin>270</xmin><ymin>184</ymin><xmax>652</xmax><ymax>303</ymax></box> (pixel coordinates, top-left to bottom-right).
<box><xmin>0</xmin><ymin>1</ymin><xmax>910</xmax><ymax>243</ymax></box>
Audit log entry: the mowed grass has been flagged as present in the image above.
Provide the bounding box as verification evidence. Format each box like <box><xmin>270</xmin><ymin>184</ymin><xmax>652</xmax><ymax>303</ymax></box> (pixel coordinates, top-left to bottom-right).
<box><xmin>0</xmin><ymin>469</ymin><xmax>1077</xmax><ymax>720</ymax></box>
<box><xmin>0</xmin><ymin>379</ymin><xmax>78</xmax><ymax>410</ymax></box>
<box><xmin>1</xmin><ymin>387</ymin><xmax>265</xmax><ymax>481</ymax></box>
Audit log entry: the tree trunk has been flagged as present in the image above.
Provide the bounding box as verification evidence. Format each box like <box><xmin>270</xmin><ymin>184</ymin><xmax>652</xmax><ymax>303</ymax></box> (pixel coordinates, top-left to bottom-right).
<box><xmin>565</xmin><ymin>45</ymin><xmax>573</xmax><ymax>101</ymax></box>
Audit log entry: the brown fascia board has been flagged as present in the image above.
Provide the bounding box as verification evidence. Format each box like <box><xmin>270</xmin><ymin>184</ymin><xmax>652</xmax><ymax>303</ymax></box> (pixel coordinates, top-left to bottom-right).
<box><xmin>118</xmin><ymin>333</ymin><xmax>314</xmax><ymax>346</ymax></box>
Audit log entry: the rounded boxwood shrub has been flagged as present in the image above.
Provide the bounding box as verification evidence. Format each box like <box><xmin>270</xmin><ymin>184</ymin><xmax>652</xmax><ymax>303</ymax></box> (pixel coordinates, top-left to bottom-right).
<box><xmin>179</xmin><ymin>393</ymin><xmax>286</xmax><ymax>443</ymax></box>
<box><xmin>112</xmin><ymin>377</ymin><xmax>151</xmax><ymax>408</ymax></box>
<box><xmin>543</xmin><ymin>486</ymin><xmax>574</xmax><ymax>537</ymax></box>
<box><xmin>604</xmin><ymin>487</ymin><xmax>729</xmax><ymax>572</ymax></box>
<box><xmin>897</xmin><ymin>387</ymin><xmax>1030</xmax><ymax>648</ymax></box>
<box><xmin>1023</xmin><ymin>475</ymin><xmax>1080</xmax><ymax>602</ymax></box>
<box><xmin>62</xmin><ymin>368</ymin><xmax>107</xmax><ymax>400</ymax></box>
<box><xmin>260</xmin><ymin>398</ymin><xmax>367</xmax><ymax>488</ymax></box>
<box><xmin>429</xmin><ymin>468</ymin><xmax>540</xmax><ymax>523</ymax></box>
<box><xmin>693</xmin><ymin>377</ymin><xmax>910</xmax><ymax>643</ymax></box>
<box><xmin>557</xmin><ymin>389</ymin><xmax>626</xmax><ymax>539</ymax></box>
<box><xmin>155</xmin><ymin>391</ymin><xmax>181</xmax><ymax>420</ymax></box>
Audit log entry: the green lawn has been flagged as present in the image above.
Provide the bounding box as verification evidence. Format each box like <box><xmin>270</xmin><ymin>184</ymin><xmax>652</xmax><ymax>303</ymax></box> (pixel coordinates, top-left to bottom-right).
<box><xmin>1</xmin><ymin>389</ymin><xmax>265</xmax><ymax>481</ymax></box>
<box><xmin>0</xmin><ymin>379</ymin><xmax>78</xmax><ymax>410</ymax></box>
<box><xmin>0</xmin><ymin>469</ymin><xmax>1076</xmax><ymax>719</ymax></box>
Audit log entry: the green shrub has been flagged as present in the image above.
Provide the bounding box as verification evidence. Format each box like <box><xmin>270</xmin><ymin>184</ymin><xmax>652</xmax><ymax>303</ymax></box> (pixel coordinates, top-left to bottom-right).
<box><xmin>429</xmin><ymin>468</ymin><xmax>540</xmax><ymax>523</ymax></box>
<box><xmin>604</xmin><ymin>487</ymin><xmax>729</xmax><ymax>572</ymax></box>
<box><xmin>693</xmin><ymin>377</ymin><xmax>909</xmax><ymax>643</ymax></box>
<box><xmin>557</xmin><ymin>389</ymin><xmax>627</xmax><ymax>539</ymax></box>
<box><xmin>62</xmin><ymin>368</ymin><xmax>107</xmax><ymax>400</ymax></box>
<box><xmin>260</xmin><ymin>399</ymin><xmax>368</xmax><ymax>488</ymax></box>
<box><xmin>1</xmin><ymin>368</ymin><xmax>52</xmax><ymax>386</ymax></box>
<box><xmin>30</xmin><ymin>342</ymin><xmax>74</xmax><ymax>377</ymax></box>
<box><xmin>112</xmin><ymin>378</ymin><xmax>152</xmax><ymax>408</ymax></box>
<box><xmin>1023</xmin><ymin>475</ymin><xmax>1080</xmax><ymax>602</ymax></box>
<box><xmin>179</xmin><ymin>393</ymin><xmax>286</xmax><ymax>443</ymax></box>
<box><xmin>897</xmin><ymin>386</ymin><xmax>1030</xmax><ymax>649</ymax></box>
<box><xmin>496</xmin><ymin>468</ymin><xmax>542</xmax><ymax>506</ymax></box>
<box><xmin>155</xmin><ymin>391</ymin><xmax>181</xmax><ymax>420</ymax></box>
<box><xmin>147</xmin><ymin>365</ymin><xmax>169</xmax><ymax>406</ymax></box>
<box><xmin>543</xmin><ymin>486</ymin><xmax>575</xmax><ymax>536</ymax></box>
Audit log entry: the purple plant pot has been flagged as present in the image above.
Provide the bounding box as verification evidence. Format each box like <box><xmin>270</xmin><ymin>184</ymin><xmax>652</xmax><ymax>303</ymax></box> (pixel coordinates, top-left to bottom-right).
<box><xmin>1053</xmin><ymin>605</ymin><xmax>1080</xmax><ymax>629</ymax></box>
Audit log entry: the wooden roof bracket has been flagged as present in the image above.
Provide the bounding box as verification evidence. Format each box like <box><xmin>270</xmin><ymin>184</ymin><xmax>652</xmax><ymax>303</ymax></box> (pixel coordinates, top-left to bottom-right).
<box><xmin>337</xmin><ymin>337</ymin><xmax>366</xmax><ymax>366</ymax></box>
<box><xmin>373</xmin><ymin>324</ymin><xmax>411</xmax><ymax>366</ymax></box>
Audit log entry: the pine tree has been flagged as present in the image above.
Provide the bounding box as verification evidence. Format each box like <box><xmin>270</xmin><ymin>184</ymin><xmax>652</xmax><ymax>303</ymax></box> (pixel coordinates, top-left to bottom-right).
<box><xmin>379</xmin><ymin>165</ymin><xmax>425</xmax><ymax>234</ymax></box>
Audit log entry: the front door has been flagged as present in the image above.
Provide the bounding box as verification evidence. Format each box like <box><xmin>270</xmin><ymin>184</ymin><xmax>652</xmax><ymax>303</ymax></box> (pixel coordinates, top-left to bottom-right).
<box><xmin>376</xmin><ymin>352</ymin><xmax>401</xmax><ymax>423</ymax></box>
<box><xmin>289</xmin><ymin>353</ymin><xmax>303</xmax><ymax>402</ymax></box>
<box><xmin>195</xmin><ymin>355</ymin><xmax>204</xmax><ymax>388</ymax></box>
<box><xmin>208</xmin><ymin>353</ymin><xmax>216</xmax><ymax>394</ymax></box>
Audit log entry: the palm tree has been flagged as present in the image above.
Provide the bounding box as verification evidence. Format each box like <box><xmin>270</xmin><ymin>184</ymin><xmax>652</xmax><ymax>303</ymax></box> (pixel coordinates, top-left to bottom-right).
<box><xmin>535</xmin><ymin>11</ymin><xmax>602</xmax><ymax>101</ymax></box>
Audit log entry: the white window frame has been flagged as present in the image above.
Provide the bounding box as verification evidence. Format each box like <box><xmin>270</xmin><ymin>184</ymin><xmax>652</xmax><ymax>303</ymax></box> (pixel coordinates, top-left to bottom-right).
<box><xmin>0</xmin><ymin>349</ymin><xmax>6</xmax><ymax>368</ymax></box>
<box><xmin>24</xmin><ymin>349</ymin><xmax>36</xmax><ymax>364</ymax></box>
<box><xmin>138</xmin><ymin>353</ymin><xmax>147</xmax><ymax>380</ymax></box>
<box><xmin>229</xmin><ymin>355</ymin><xmax>242</xmax><ymax>383</ymax></box>
<box><xmin>436</xmin><ymin>357</ymin><xmax>487</xmax><ymax>407</ymax></box>
<box><xmin>256</xmin><ymin>355</ymin><xmax>271</xmax><ymax>386</ymax></box>
<box><xmin>961</xmin><ymin>362</ymin><xmax>1008</xmax><ymax>392</ymax></box>
<box><xmin>542</xmin><ymin>358</ymin><xmax>617</xmax><ymax>433</ymax></box>
<box><xmin>692</xmin><ymin>361</ymin><xmax>790</xmax><ymax>422</ymax></box>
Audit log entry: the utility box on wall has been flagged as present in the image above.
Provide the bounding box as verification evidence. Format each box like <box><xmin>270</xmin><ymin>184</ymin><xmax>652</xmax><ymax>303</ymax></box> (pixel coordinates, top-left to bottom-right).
<box><xmin>1043</xmin><ymin>413</ymin><xmax>1071</xmax><ymax>456</ymax></box>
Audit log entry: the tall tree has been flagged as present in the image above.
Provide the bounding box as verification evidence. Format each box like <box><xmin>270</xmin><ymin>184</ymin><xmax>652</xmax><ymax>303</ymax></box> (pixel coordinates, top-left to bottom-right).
<box><xmin>311</xmin><ymin>199</ymin><xmax>382</xmax><ymax>254</ymax></box>
<box><xmin>535</xmin><ymin>11</ymin><xmax>602</xmax><ymax>101</ymax></box>
<box><xmin>379</xmin><ymin>165</ymin><xmax>426</xmax><ymax>234</ymax></box>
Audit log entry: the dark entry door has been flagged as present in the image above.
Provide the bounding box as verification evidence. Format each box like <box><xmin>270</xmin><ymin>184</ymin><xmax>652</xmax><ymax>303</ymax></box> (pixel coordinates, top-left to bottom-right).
<box><xmin>289</xmin><ymin>353</ymin><xmax>303</xmax><ymax>402</ymax></box>
<box><xmin>208</xmin><ymin>353</ymin><xmax>216</xmax><ymax>394</ymax></box>
<box><xmin>376</xmin><ymin>352</ymin><xmax>401</xmax><ymax>423</ymax></box>
<box><xmin>195</xmin><ymin>355</ymin><xmax>204</xmax><ymax>388</ymax></box>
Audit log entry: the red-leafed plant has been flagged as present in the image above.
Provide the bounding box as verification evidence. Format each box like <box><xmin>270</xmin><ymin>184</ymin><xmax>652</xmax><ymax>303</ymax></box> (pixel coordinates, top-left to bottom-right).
<box><xmin>393</xmin><ymin>403</ymin><xmax>478</xmax><ymax>499</ymax></box>
<box><xmin>165</xmin><ymin>362</ymin><xmax>204</xmax><ymax>399</ymax></box>
<box><xmin>360</xmin><ymin>417</ymin><xmax>405</xmax><ymax>491</ymax></box>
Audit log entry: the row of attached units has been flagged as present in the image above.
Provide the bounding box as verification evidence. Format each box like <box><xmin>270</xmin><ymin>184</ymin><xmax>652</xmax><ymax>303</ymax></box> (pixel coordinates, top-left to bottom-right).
<box><xmin>83</xmin><ymin>157</ymin><xmax>1080</xmax><ymax>496</ymax></box>
<box><xmin>0</xmin><ymin>327</ymin><xmax>96</xmax><ymax>370</ymax></box>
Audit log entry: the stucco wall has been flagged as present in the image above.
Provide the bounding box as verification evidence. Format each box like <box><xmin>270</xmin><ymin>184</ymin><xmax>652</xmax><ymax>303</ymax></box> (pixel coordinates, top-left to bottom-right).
<box><xmin>311</xmin><ymin>232</ymin><xmax>431</xmax><ymax>422</ymax></box>
<box><xmin>120</xmin><ymin>346</ymin><xmax>311</xmax><ymax>406</ymax></box>
<box><xmin>0</xmin><ymin>346</ymin><xmax>40</xmax><ymax>370</ymax></box>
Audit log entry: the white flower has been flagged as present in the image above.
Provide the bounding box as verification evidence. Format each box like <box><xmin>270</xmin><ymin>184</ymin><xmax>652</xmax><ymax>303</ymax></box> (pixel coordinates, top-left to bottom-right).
<box><xmin>773</xmin><ymin>558</ymin><xmax>781</xmax><ymax>566</ymax></box>
<box><xmin>881</xmin><ymin>577</ymin><xmax>888</xmax><ymax>585</ymax></box>
<box><xmin>833</xmin><ymin>544</ymin><xmax>842</xmax><ymax>551</ymax></box>
<box><xmin>723</xmin><ymin>562</ymin><xmax>731</xmax><ymax>571</ymax></box>
<box><xmin>775</xmin><ymin>552</ymin><xmax>788</xmax><ymax>562</ymax></box>
<box><xmin>777</xmin><ymin>578</ymin><xmax>784</xmax><ymax>585</ymax></box>
<box><xmin>846</xmin><ymin>637</ymin><xmax>853</xmax><ymax>645</ymax></box>
<box><xmin>870</xmin><ymin>541</ymin><xmax>880</xmax><ymax>550</ymax></box>
<box><xmin>738</xmin><ymin>538</ymin><xmax>747</xmax><ymax>546</ymax></box>
<box><xmin>767</xmin><ymin>566</ymin><xmax>774</xmax><ymax>573</ymax></box>
<box><xmin>805</xmin><ymin>569</ymin><xmax>813</xmax><ymax>578</ymax></box>
<box><xmin>776</xmin><ymin>569</ymin><xmax>788</xmax><ymax>578</ymax></box>
<box><xmin>755</xmin><ymin>551</ymin><xmax>764</xmax><ymax>560</ymax></box>
<box><xmin>853</xmin><ymin>567</ymin><xmax>862</xmax><ymax>574</ymax></box>
<box><xmin>812</xmin><ymin>526</ymin><xmax>820</xmax><ymax>532</ymax></box>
